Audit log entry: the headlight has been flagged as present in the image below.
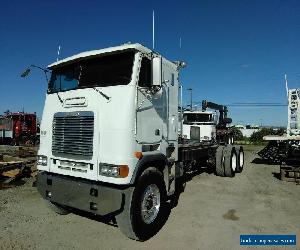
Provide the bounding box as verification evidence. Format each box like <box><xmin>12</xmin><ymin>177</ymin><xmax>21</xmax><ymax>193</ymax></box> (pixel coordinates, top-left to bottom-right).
<box><xmin>99</xmin><ymin>163</ymin><xmax>128</xmax><ymax>178</ymax></box>
<box><xmin>37</xmin><ymin>155</ymin><xmax>47</xmax><ymax>166</ymax></box>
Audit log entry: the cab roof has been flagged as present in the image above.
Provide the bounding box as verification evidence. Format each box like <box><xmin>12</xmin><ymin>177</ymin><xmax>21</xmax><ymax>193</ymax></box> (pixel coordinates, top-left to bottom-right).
<box><xmin>47</xmin><ymin>43</ymin><xmax>175</xmax><ymax>69</ymax></box>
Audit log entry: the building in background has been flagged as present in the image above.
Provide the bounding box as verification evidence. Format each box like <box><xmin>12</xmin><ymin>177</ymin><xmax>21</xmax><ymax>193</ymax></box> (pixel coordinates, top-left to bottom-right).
<box><xmin>233</xmin><ymin>124</ymin><xmax>260</xmax><ymax>138</ymax></box>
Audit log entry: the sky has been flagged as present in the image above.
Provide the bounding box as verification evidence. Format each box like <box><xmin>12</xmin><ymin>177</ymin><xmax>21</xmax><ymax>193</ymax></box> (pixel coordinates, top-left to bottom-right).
<box><xmin>0</xmin><ymin>0</ymin><xmax>299</xmax><ymax>126</ymax></box>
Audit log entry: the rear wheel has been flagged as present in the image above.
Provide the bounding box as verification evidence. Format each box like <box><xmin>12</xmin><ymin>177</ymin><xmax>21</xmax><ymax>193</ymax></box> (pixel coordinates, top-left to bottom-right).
<box><xmin>116</xmin><ymin>168</ymin><xmax>166</xmax><ymax>241</ymax></box>
<box><xmin>236</xmin><ymin>146</ymin><xmax>244</xmax><ymax>173</ymax></box>
<box><xmin>47</xmin><ymin>201</ymin><xmax>70</xmax><ymax>215</ymax></box>
<box><xmin>223</xmin><ymin>145</ymin><xmax>237</xmax><ymax>177</ymax></box>
<box><xmin>215</xmin><ymin>146</ymin><xmax>225</xmax><ymax>176</ymax></box>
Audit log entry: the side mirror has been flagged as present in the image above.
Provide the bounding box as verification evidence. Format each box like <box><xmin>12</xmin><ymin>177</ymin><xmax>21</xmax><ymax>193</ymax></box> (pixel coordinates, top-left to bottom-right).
<box><xmin>21</xmin><ymin>68</ymin><xmax>31</xmax><ymax>78</ymax></box>
<box><xmin>152</xmin><ymin>56</ymin><xmax>162</xmax><ymax>86</ymax></box>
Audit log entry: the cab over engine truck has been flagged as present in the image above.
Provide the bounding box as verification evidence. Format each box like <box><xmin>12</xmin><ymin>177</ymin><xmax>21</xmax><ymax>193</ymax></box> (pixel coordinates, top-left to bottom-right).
<box><xmin>34</xmin><ymin>43</ymin><xmax>245</xmax><ymax>240</ymax></box>
<box><xmin>0</xmin><ymin>111</ymin><xmax>38</xmax><ymax>146</ymax></box>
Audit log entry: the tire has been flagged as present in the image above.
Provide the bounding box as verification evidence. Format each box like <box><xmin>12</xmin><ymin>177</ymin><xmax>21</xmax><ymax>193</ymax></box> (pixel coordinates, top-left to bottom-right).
<box><xmin>48</xmin><ymin>201</ymin><xmax>70</xmax><ymax>215</ymax></box>
<box><xmin>116</xmin><ymin>168</ymin><xmax>166</xmax><ymax>241</ymax></box>
<box><xmin>215</xmin><ymin>146</ymin><xmax>225</xmax><ymax>176</ymax></box>
<box><xmin>223</xmin><ymin>145</ymin><xmax>237</xmax><ymax>177</ymax></box>
<box><xmin>10</xmin><ymin>139</ymin><xmax>18</xmax><ymax>146</ymax></box>
<box><xmin>236</xmin><ymin>146</ymin><xmax>244</xmax><ymax>173</ymax></box>
<box><xmin>227</xmin><ymin>136</ymin><xmax>231</xmax><ymax>145</ymax></box>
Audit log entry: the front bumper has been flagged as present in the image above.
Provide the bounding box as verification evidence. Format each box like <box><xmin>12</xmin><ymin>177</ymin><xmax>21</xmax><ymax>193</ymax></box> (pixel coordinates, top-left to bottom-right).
<box><xmin>37</xmin><ymin>171</ymin><xmax>132</xmax><ymax>216</ymax></box>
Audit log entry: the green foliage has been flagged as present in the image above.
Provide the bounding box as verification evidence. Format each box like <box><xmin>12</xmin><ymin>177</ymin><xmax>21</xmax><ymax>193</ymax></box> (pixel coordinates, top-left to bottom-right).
<box><xmin>231</xmin><ymin>127</ymin><xmax>243</xmax><ymax>141</ymax></box>
<box><xmin>249</xmin><ymin>128</ymin><xmax>284</xmax><ymax>143</ymax></box>
<box><xmin>276</xmin><ymin>128</ymin><xmax>285</xmax><ymax>136</ymax></box>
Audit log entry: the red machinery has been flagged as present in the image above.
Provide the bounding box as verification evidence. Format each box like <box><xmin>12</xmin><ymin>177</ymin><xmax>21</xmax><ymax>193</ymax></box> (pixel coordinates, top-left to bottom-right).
<box><xmin>0</xmin><ymin>111</ymin><xmax>39</xmax><ymax>146</ymax></box>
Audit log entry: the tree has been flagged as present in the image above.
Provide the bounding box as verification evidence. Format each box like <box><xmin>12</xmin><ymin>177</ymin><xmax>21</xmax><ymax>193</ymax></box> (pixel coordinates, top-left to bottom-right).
<box><xmin>231</xmin><ymin>127</ymin><xmax>243</xmax><ymax>141</ymax></box>
<box><xmin>250</xmin><ymin>128</ymin><xmax>276</xmax><ymax>143</ymax></box>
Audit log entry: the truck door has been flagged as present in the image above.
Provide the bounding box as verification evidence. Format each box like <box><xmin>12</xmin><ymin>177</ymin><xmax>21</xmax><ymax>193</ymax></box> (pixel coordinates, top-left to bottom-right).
<box><xmin>136</xmin><ymin>57</ymin><xmax>166</xmax><ymax>146</ymax></box>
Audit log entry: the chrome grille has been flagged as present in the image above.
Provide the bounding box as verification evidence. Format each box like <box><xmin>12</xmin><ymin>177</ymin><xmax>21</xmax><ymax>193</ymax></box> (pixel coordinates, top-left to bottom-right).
<box><xmin>52</xmin><ymin>111</ymin><xmax>94</xmax><ymax>157</ymax></box>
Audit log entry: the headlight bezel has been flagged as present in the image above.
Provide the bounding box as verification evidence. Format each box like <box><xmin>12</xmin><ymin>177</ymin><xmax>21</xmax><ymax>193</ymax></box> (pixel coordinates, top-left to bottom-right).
<box><xmin>99</xmin><ymin>163</ymin><xmax>128</xmax><ymax>178</ymax></box>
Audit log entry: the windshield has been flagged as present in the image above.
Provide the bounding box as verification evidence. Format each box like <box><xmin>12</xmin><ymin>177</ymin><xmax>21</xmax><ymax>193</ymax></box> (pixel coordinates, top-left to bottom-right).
<box><xmin>183</xmin><ymin>113</ymin><xmax>214</xmax><ymax>124</ymax></box>
<box><xmin>48</xmin><ymin>51</ymin><xmax>135</xmax><ymax>93</ymax></box>
<box><xmin>0</xmin><ymin>117</ymin><xmax>12</xmax><ymax>130</ymax></box>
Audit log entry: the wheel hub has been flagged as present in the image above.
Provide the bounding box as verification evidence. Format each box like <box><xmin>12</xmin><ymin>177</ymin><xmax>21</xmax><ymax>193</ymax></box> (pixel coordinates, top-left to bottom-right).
<box><xmin>141</xmin><ymin>184</ymin><xmax>160</xmax><ymax>224</ymax></box>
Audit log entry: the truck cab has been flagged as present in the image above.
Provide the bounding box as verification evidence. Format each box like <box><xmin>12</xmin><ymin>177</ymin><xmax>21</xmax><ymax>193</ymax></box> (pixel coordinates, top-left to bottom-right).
<box><xmin>182</xmin><ymin>110</ymin><xmax>217</xmax><ymax>142</ymax></box>
<box><xmin>37</xmin><ymin>43</ymin><xmax>179</xmax><ymax>183</ymax></box>
<box><xmin>36</xmin><ymin>43</ymin><xmax>182</xmax><ymax>240</ymax></box>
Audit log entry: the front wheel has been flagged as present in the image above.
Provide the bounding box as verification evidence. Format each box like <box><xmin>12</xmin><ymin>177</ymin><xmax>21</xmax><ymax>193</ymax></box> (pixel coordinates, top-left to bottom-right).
<box><xmin>116</xmin><ymin>168</ymin><xmax>166</xmax><ymax>241</ymax></box>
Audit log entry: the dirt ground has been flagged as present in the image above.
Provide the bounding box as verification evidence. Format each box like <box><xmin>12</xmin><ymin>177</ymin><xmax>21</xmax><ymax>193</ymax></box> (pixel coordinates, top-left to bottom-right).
<box><xmin>0</xmin><ymin>145</ymin><xmax>299</xmax><ymax>250</ymax></box>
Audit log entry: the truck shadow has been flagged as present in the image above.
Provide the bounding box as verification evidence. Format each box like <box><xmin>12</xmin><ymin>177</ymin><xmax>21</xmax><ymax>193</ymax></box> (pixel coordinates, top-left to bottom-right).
<box><xmin>272</xmin><ymin>172</ymin><xmax>281</xmax><ymax>180</ymax></box>
<box><xmin>168</xmin><ymin>163</ymin><xmax>214</xmax><ymax>208</ymax></box>
<box><xmin>70</xmin><ymin>198</ymin><xmax>174</xmax><ymax>240</ymax></box>
<box><xmin>70</xmin><ymin>208</ymin><xmax>118</xmax><ymax>227</ymax></box>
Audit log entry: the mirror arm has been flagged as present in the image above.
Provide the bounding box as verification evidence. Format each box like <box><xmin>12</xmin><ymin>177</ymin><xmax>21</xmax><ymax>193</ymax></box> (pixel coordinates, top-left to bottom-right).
<box><xmin>30</xmin><ymin>65</ymin><xmax>50</xmax><ymax>82</ymax></box>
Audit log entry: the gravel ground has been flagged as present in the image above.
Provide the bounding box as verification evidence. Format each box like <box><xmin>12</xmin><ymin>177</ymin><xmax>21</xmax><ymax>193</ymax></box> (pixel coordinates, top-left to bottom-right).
<box><xmin>0</xmin><ymin>145</ymin><xmax>299</xmax><ymax>250</ymax></box>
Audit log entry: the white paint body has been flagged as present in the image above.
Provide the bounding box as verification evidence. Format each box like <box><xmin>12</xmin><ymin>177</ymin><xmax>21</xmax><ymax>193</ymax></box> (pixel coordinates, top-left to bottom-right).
<box><xmin>182</xmin><ymin>111</ymin><xmax>217</xmax><ymax>141</ymax></box>
<box><xmin>37</xmin><ymin>43</ymin><xmax>179</xmax><ymax>185</ymax></box>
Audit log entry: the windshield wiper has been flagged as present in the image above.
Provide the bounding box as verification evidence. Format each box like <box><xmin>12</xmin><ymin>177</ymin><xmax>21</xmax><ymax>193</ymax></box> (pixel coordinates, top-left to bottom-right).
<box><xmin>92</xmin><ymin>87</ymin><xmax>111</xmax><ymax>101</ymax></box>
<box><xmin>76</xmin><ymin>65</ymin><xmax>110</xmax><ymax>101</ymax></box>
<box><xmin>57</xmin><ymin>93</ymin><xmax>63</xmax><ymax>104</ymax></box>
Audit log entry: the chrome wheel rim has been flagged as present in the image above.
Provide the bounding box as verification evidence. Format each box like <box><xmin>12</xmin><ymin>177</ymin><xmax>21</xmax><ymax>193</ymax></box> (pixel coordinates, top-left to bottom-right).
<box><xmin>231</xmin><ymin>153</ymin><xmax>237</xmax><ymax>171</ymax></box>
<box><xmin>141</xmin><ymin>184</ymin><xmax>160</xmax><ymax>224</ymax></box>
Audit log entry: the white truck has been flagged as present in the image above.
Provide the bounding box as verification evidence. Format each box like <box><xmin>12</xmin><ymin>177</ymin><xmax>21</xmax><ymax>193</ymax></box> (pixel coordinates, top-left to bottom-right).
<box><xmin>32</xmin><ymin>43</ymin><xmax>245</xmax><ymax>240</ymax></box>
<box><xmin>182</xmin><ymin>110</ymin><xmax>217</xmax><ymax>142</ymax></box>
<box><xmin>182</xmin><ymin>100</ymin><xmax>234</xmax><ymax>145</ymax></box>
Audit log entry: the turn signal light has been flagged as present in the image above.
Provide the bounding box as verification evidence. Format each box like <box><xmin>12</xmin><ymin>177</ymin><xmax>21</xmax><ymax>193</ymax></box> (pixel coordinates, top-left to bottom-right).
<box><xmin>134</xmin><ymin>151</ymin><xmax>143</xmax><ymax>159</ymax></box>
<box><xmin>119</xmin><ymin>165</ymin><xmax>129</xmax><ymax>177</ymax></box>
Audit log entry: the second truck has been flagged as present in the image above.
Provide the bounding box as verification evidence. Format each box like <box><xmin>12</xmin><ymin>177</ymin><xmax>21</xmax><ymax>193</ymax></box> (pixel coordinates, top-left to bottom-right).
<box><xmin>31</xmin><ymin>43</ymin><xmax>245</xmax><ymax>240</ymax></box>
<box><xmin>182</xmin><ymin>100</ymin><xmax>234</xmax><ymax>144</ymax></box>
